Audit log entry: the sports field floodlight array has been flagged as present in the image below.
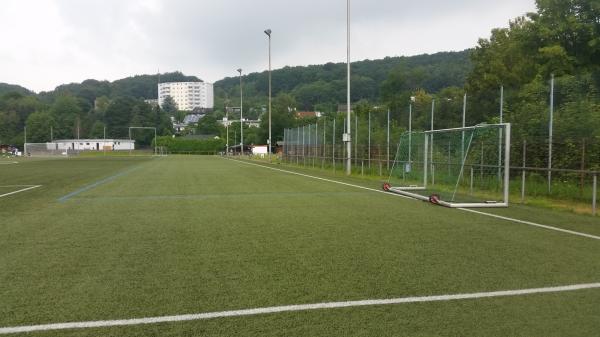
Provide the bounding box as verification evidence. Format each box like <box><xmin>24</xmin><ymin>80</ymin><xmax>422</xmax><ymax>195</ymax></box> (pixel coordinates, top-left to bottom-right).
<box><xmin>384</xmin><ymin>123</ymin><xmax>511</xmax><ymax>208</ymax></box>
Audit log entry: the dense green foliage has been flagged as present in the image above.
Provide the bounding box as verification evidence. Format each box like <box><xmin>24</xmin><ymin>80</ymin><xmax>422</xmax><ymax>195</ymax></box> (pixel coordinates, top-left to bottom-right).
<box><xmin>214</xmin><ymin>51</ymin><xmax>471</xmax><ymax>118</ymax></box>
<box><xmin>0</xmin><ymin>83</ymin><xmax>32</xmax><ymax>96</ymax></box>
<box><xmin>155</xmin><ymin>136</ymin><xmax>225</xmax><ymax>153</ymax></box>
<box><xmin>0</xmin><ymin>73</ymin><xmax>198</xmax><ymax>147</ymax></box>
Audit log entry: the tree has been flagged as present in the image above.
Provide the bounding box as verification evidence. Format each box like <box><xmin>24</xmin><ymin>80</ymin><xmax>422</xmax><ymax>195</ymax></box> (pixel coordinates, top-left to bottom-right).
<box><xmin>258</xmin><ymin>93</ymin><xmax>296</xmax><ymax>143</ymax></box>
<box><xmin>25</xmin><ymin>111</ymin><xmax>55</xmax><ymax>143</ymax></box>
<box><xmin>161</xmin><ymin>96</ymin><xmax>178</xmax><ymax>114</ymax></box>
<box><xmin>49</xmin><ymin>95</ymin><xmax>81</xmax><ymax>139</ymax></box>
<box><xmin>104</xmin><ymin>97</ymin><xmax>137</xmax><ymax>138</ymax></box>
<box><xmin>89</xmin><ymin>121</ymin><xmax>106</xmax><ymax>139</ymax></box>
<box><xmin>196</xmin><ymin>115</ymin><xmax>222</xmax><ymax>135</ymax></box>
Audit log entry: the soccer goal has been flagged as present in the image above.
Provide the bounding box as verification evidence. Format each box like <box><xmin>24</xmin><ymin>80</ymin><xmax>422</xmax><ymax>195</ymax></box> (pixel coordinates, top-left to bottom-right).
<box><xmin>383</xmin><ymin>123</ymin><xmax>511</xmax><ymax>208</ymax></box>
<box><xmin>24</xmin><ymin>143</ymin><xmax>74</xmax><ymax>157</ymax></box>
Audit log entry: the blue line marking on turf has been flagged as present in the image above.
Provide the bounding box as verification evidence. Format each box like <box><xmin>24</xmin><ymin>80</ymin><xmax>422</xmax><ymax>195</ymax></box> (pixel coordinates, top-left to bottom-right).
<box><xmin>57</xmin><ymin>167</ymin><xmax>141</xmax><ymax>203</ymax></box>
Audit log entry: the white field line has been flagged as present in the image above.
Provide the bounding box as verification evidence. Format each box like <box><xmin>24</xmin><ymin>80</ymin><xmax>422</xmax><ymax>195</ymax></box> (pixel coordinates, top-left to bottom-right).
<box><xmin>1</xmin><ymin>283</ymin><xmax>599</xmax><ymax>335</ymax></box>
<box><xmin>0</xmin><ymin>185</ymin><xmax>41</xmax><ymax>198</ymax></box>
<box><xmin>0</xmin><ymin>161</ymin><xmax>18</xmax><ymax>165</ymax></box>
<box><xmin>228</xmin><ymin>159</ymin><xmax>600</xmax><ymax>241</ymax></box>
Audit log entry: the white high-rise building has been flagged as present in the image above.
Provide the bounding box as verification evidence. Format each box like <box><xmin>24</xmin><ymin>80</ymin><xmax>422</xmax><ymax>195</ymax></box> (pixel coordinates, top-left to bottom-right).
<box><xmin>158</xmin><ymin>82</ymin><xmax>214</xmax><ymax>111</ymax></box>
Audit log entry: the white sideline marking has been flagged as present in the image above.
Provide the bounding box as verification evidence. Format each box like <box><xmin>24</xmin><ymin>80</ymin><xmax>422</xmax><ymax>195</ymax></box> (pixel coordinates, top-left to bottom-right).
<box><xmin>1</xmin><ymin>283</ymin><xmax>599</xmax><ymax>334</ymax></box>
<box><xmin>0</xmin><ymin>185</ymin><xmax>41</xmax><ymax>198</ymax></box>
<box><xmin>228</xmin><ymin>159</ymin><xmax>600</xmax><ymax>241</ymax></box>
<box><xmin>0</xmin><ymin>161</ymin><xmax>18</xmax><ymax>165</ymax></box>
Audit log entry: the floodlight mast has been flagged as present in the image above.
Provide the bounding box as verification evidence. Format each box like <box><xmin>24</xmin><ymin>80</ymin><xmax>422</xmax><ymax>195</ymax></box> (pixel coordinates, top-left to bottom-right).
<box><xmin>237</xmin><ymin>68</ymin><xmax>244</xmax><ymax>155</ymax></box>
<box><xmin>345</xmin><ymin>0</ymin><xmax>352</xmax><ymax>175</ymax></box>
<box><xmin>264</xmin><ymin>29</ymin><xmax>272</xmax><ymax>159</ymax></box>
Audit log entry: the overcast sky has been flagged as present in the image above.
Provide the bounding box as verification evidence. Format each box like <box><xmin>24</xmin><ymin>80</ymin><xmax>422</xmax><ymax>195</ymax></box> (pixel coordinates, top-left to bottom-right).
<box><xmin>0</xmin><ymin>0</ymin><xmax>537</xmax><ymax>93</ymax></box>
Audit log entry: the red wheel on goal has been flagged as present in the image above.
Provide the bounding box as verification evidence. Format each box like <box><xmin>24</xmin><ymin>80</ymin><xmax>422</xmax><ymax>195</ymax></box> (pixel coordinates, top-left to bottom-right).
<box><xmin>382</xmin><ymin>183</ymin><xmax>391</xmax><ymax>192</ymax></box>
<box><xmin>429</xmin><ymin>194</ymin><xmax>441</xmax><ymax>205</ymax></box>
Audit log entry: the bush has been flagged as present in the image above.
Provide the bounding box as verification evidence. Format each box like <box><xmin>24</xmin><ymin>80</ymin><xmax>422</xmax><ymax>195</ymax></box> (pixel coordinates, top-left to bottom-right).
<box><xmin>154</xmin><ymin>136</ymin><xmax>225</xmax><ymax>154</ymax></box>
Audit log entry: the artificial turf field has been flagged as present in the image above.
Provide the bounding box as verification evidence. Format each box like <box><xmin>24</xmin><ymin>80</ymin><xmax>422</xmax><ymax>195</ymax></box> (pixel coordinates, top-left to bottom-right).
<box><xmin>1</xmin><ymin>155</ymin><xmax>599</xmax><ymax>336</ymax></box>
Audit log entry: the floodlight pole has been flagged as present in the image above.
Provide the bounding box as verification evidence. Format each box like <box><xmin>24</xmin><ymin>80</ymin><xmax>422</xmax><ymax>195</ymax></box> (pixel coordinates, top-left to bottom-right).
<box><xmin>24</xmin><ymin>126</ymin><xmax>27</xmax><ymax>156</ymax></box>
<box><xmin>345</xmin><ymin>0</ymin><xmax>352</xmax><ymax>175</ymax></box>
<box><xmin>238</xmin><ymin>68</ymin><xmax>244</xmax><ymax>155</ymax></box>
<box><xmin>264</xmin><ymin>29</ymin><xmax>272</xmax><ymax>159</ymax></box>
<box><xmin>50</xmin><ymin>126</ymin><xmax>53</xmax><ymax>142</ymax></box>
<box><xmin>103</xmin><ymin>126</ymin><xmax>106</xmax><ymax>156</ymax></box>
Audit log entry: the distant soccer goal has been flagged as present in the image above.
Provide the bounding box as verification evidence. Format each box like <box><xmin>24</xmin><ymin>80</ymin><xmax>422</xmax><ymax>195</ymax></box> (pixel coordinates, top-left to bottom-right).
<box><xmin>24</xmin><ymin>143</ymin><xmax>75</xmax><ymax>157</ymax></box>
<box><xmin>384</xmin><ymin>123</ymin><xmax>511</xmax><ymax>208</ymax></box>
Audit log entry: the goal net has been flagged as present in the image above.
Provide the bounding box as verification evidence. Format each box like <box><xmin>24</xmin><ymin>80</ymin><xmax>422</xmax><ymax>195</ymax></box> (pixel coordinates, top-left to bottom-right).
<box><xmin>24</xmin><ymin>143</ymin><xmax>75</xmax><ymax>157</ymax></box>
<box><xmin>384</xmin><ymin>124</ymin><xmax>511</xmax><ymax>208</ymax></box>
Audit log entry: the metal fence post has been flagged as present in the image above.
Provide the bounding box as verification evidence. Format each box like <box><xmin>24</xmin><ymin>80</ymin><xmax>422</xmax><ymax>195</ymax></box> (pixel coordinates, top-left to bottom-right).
<box><xmin>521</xmin><ymin>140</ymin><xmax>527</xmax><ymax>204</ymax></box>
<box><xmin>368</xmin><ymin>111</ymin><xmax>371</xmax><ymax>168</ymax></box>
<box><xmin>387</xmin><ymin>109</ymin><xmax>390</xmax><ymax>170</ymax></box>
<box><xmin>333</xmin><ymin>118</ymin><xmax>336</xmax><ymax>172</ymax></box>
<box><xmin>593</xmin><ymin>175</ymin><xmax>597</xmax><ymax>216</ymax></box>
<box><xmin>354</xmin><ymin>113</ymin><xmax>358</xmax><ymax>166</ymax></box>
<box><xmin>470</xmin><ymin>167</ymin><xmax>474</xmax><ymax>195</ymax></box>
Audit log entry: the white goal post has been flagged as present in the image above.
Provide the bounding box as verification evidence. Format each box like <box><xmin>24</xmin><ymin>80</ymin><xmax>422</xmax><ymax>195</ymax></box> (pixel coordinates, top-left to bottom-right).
<box><xmin>384</xmin><ymin>123</ymin><xmax>511</xmax><ymax>208</ymax></box>
<box><xmin>24</xmin><ymin>143</ymin><xmax>74</xmax><ymax>157</ymax></box>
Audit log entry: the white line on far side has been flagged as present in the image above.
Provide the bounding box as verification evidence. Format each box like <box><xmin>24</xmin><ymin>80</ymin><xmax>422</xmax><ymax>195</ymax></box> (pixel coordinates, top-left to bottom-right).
<box><xmin>228</xmin><ymin>159</ymin><xmax>600</xmax><ymax>241</ymax></box>
<box><xmin>0</xmin><ymin>185</ymin><xmax>41</xmax><ymax>198</ymax></box>
<box><xmin>1</xmin><ymin>282</ymin><xmax>599</xmax><ymax>335</ymax></box>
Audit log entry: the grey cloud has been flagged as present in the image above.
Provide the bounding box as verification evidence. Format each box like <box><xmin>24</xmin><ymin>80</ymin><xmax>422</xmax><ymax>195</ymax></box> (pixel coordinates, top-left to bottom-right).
<box><xmin>1</xmin><ymin>0</ymin><xmax>536</xmax><ymax>91</ymax></box>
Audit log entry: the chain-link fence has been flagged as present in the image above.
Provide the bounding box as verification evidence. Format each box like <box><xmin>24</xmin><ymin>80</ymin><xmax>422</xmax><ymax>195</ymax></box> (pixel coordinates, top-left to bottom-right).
<box><xmin>283</xmin><ymin>116</ymin><xmax>598</xmax><ymax>215</ymax></box>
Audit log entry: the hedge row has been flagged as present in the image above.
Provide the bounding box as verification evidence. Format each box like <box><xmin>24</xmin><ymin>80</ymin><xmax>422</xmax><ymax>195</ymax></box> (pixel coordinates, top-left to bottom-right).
<box><xmin>154</xmin><ymin>136</ymin><xmax>225</xmax><ymax>153</ymax></box>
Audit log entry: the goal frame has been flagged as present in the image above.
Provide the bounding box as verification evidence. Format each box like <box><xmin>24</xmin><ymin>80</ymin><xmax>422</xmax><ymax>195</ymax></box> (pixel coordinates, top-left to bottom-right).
<box><xmin>385</xmin><ymin>123</ymin><xmax>511</xmax><ymax>208</ymax></box>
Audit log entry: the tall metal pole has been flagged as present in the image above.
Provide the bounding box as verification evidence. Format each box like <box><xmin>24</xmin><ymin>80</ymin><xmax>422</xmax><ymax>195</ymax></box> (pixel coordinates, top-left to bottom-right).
<box><xmin>103</xmin><ymin>126</ymin><xmax>106</xmax><ymax>156</ymax></box>
<box><xmin>333</xmin><ymin>118</ymin><xmax>336</xmax><ymax>168</ymax></box>
<box><xmin>238</xmin><ymin>69</ymin><xmax>244</xmax><ymax>155</ymax></box>
<box><xmin>408</xmin><ymin>103</ymin><xmax>412</xmax><ymax>165</ymax></box>
<box><xmin>498</xmin><ymin>86</ymin><xmax>504</xmax><ymax>181</ymax></box>
<box><xmin>50</xmin><ymin>126</ymin><xmax>53</xmax><ymax>142</ymax></box>
<box><xmin>368</xmin><ymin>110</ymin><xmax>371</xmax><ymax>168</ymax></box>
<box><xmin>225</xmin><ymin>106</ymin><xmax>229</xmax><ymax>154</ymax></box>
<box><xmin>354</xmin><ymin>113</ymin><xmax>358</xmax><ymax>165</ymax></box>
<box><xmin>265</xmin><ymin>29</ymin><xmax>272</xmax><ymax>157</ymax></box>
<box><xmin>548</xmin><ymin>74</ymin><xmax>554</xmax><ymax>193</ymax></box>
<box><xmin>461</xmin><ymin>93</ymin><xmax>467</xmax><ymax>161</ymax></box>
<box><xmin>24</xmin><ymin>126</ymin><xmax>27</xmax><ymax>156</ymax></box>
<box><xmin>430</xmin><ymin>99</ymin><xmax>435</xmax><ymax>176</ymax></box>
<box><xmin>387</xmin><ymin>108</ymin><xmax>390</xmax><ymax>170</ymax></box>
<box><xmin>345</xmin><ymin>0</ymin><xmax>352</xmax><ymax>175</ymax></box>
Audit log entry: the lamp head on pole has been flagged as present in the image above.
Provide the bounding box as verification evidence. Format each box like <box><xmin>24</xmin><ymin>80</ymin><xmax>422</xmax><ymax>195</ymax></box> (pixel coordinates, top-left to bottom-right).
<box><xmin>264</xmin><ymin>29</ymin><xmax>272</xmax><ymax>37</ymax></box>
<box><xmin>237</xmin><ymin>68</ymin><xmax>242</xmax><ymax>75</ymax></box>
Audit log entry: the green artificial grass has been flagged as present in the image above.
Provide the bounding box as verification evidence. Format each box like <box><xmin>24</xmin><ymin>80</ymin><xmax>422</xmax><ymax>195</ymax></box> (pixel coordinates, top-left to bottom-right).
<box><xmin>1</xmin><ymin>155</ymin><xmax>599</xmax><ymax>336</ymax></box>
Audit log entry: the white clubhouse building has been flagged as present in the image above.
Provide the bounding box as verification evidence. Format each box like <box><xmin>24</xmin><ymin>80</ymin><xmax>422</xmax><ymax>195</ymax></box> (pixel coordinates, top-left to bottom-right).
<box><xmin>52</xmin><ymin>139</ymin><xmax>135</xmax><ymax>151</ymax></box>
